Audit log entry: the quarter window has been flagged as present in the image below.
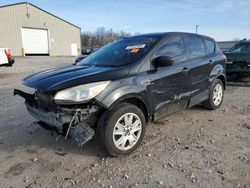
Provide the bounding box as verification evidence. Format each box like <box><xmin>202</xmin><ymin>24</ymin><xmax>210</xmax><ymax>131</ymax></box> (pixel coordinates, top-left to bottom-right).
<box><xmin>155</xmin><ymin>36</ymin><xmax>186</xmax><ymax>63</ymax></box>
<box><xmin>188</xmin><ymin>36</ymin><xmax>206</xmax><ymax>58</ymax></box>
<box><xmin>205</xmin><ymin>39</ymin><xmax>215</xmax><ymax>54</ymax></box>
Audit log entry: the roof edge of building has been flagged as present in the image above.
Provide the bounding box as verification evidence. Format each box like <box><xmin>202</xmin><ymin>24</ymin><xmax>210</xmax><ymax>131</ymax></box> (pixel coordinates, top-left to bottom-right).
<box><xmin>0</xmin><ymin>1</ymin><xmax>81</xmax><ymax>30</ymax></box>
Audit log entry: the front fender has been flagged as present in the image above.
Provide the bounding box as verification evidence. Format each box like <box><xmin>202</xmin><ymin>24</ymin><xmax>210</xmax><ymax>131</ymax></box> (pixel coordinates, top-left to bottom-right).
<box><xmin>95</xmin><ymin>76</ymin><xmax>152</xmax><ymax>115</ymax></box>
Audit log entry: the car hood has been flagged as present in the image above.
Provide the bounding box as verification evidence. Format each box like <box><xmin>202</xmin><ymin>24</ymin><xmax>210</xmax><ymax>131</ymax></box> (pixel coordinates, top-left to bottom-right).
<box><xmin>224</xmin><ymin>52</ymin><xmax>250</xmax><ymax>61</ymax></box>
<box><xmin>23</xmin><ymin>65</ymin><xmax>129</xmax><ymax>92</ymax></box>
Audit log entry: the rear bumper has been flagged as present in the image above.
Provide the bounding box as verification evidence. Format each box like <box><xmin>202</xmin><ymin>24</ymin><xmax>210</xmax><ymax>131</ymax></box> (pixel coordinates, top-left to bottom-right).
<box><xmin>226</xmin><ymin>63</ymin><xmax>250</xmax><ymax>74</ymax></box>
<box><xmin>8</xmin><ymin>58</ymin><xmax>15</xmax><ymax>66</ymax></box>
<box><xmin>0</xmin><ymin>58</ymin><xmax>15</xmax><ymax>67</ymax></box>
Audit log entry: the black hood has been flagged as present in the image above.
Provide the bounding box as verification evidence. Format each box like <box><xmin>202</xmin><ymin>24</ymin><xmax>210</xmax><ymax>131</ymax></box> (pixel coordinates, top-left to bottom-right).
<box><xmin>23</xmin><ymin>65</ymin><xmax>129</xmax><ymax>92</ymax></box>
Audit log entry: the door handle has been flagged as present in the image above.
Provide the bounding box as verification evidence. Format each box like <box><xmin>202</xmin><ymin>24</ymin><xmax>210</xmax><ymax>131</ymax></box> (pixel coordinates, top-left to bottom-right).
<box><xmin>182</xmin><ymin>67</ymin><xmax>189</xmax><ymax>74</ymax></box>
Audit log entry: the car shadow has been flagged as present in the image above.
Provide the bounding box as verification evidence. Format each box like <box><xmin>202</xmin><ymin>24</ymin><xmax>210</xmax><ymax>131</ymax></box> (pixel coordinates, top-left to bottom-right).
<box><xmin>189</xmin><ymin>105</ymin><xmax>208</xmax><ymax>111</ymax></box>
<box><xmin>0</xmin><ymin>121</ymin><xmax>107</xmax><ymax>158</ymax></box>
<box><xmin>226</xmin><ymin>75</ymin><xmax>250</xmax><ymax>87</ymax></box>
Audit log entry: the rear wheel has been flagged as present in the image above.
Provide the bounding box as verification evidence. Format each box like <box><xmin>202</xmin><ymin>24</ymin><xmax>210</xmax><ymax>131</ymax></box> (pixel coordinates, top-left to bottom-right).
<box><xmin>203</xmin><ymin>79</ymin><xmax>224</xmax><ymax>110</ymax></box>
<box><xmin>97</xmin><ymin>102</ymin><xmax>146</xmax><ymax>156</ymax></box>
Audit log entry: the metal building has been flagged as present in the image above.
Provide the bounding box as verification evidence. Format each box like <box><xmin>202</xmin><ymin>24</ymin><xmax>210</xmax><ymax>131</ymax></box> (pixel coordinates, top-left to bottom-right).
<box><xmin>0</xmin><ymin>2</ymin><xmax>81</xmax><ymax>56</ymax></box>
<box><xmin>217</xmin><ymin>41</ymin><xmax>239</xmax><ymax>52</ymax></box>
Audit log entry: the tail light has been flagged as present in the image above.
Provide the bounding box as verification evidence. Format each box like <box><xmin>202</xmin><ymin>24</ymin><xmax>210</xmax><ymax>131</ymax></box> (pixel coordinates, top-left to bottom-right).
<box><xmin>221</xmin><ymin>54</ymin><xmax>227</xmax><ymax>62</ymax></box>
<box><xmin>4</xmin><ymin>49</ymin><xmax>12</xmax><ymax>59</ymax></box>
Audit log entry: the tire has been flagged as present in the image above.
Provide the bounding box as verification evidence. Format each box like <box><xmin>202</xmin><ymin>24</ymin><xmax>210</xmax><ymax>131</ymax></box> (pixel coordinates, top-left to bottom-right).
<box><xmin>97</xmin><ymin>102</ymin><xmax>146</xmax><ymax>156</ymax></box>
<box><xmin>203</xmin><ymin>79</ymin><xmax>224</xmax><ymax>110</ymax></box>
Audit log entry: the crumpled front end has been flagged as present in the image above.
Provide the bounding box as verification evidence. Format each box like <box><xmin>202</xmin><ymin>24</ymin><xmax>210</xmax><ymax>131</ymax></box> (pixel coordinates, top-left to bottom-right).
<box><xmin>14</xmin><ymin>89</ymin><xmax>102</xmax><ymax>146</ymax></box>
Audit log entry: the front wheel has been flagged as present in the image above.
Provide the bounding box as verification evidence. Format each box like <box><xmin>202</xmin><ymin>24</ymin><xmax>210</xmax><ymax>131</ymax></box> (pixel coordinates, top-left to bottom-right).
<box><xmin>97</xmin><ymin>103</ymin><xmax>146</xmax><ymax>156</ymax></box>
<box><xmin>203</xmin><ymin>79</ymin><xmax>224</xmax><ymax>110</ymax></box>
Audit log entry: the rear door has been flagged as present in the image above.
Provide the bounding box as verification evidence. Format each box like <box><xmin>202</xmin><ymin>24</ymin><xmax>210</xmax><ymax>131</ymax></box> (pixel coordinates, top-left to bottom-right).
<box><xmin>185</xmin><ymin>35</ymin><xmax>211</xmax><ymax>105</ymax></box>
<box><xmin>150</xmin><ymin>35</ymin><xmax>191</xmax><ymax>119</ymax></box>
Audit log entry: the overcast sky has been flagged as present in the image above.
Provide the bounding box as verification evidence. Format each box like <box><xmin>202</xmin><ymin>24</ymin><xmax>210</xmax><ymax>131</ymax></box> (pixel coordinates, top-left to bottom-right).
<box><xmin>1</xmin><ymin>0</ymin><xmax>249</xmax><ymax>41</ymax></box>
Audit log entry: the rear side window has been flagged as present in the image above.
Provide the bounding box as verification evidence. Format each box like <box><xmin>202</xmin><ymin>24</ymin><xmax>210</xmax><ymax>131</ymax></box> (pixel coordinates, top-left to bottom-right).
<box><xmin>205</xmin><ymin>39</ymin><xmax>215</xmax><ymax>54</ymax></box>
<box><xmin>188</xmin><ymin>36</ymin><xmax>206</xmax><ymax>59</ymax></box>
<box><xmin>154</xmin><ymin>36</ymin><xmax>186</xmax><ymax>63</ymax></box>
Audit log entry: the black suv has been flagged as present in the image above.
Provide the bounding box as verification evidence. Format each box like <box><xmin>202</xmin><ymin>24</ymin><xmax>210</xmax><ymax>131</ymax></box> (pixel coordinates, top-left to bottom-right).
<box><xmin>224</xmin><ymin>39</ymin><xmax>250</xmax><ymax>76</ymax></box>
<box><xmin>15</xmin><ymin>32</ymin><xmax>226</xmax><ymax>156</ymax></box>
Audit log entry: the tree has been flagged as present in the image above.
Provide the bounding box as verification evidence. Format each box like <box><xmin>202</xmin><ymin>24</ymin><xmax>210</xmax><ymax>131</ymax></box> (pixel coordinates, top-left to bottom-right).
<box><xmin>81</xmin><ymin>27</ymin><xmax>131</xmax><ymax>50</ymax></box>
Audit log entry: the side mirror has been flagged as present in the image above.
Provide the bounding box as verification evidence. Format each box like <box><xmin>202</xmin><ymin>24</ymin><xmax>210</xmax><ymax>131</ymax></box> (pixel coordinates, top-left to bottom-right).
<box><xmin>152</xmin><ymin>56</ymin><xmax>174</xmax><ymax>68</ymax></box>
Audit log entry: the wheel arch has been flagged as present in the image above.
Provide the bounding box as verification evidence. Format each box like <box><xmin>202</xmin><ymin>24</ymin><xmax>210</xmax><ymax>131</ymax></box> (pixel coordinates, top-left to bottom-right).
<box><xmin>216</xmin><ymin>74</ymin><xmax>226</xmax><ymax>89</ymax></box>
<box><xmin>108</xmin><ymin>94</ymin><xmax>152</xmax><ymax>123</ymax></box>
<box><xmin>210</xmin><ymin>64</ymin><xmax>226</xmax><ymax>89</ymax></box>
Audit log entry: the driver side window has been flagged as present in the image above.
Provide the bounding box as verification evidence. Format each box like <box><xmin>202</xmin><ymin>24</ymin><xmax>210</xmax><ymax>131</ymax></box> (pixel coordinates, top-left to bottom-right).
<box><xmin>154</xmin><ymin>36</ymin><xmax>186</xmax><ymax>64</ymax></box>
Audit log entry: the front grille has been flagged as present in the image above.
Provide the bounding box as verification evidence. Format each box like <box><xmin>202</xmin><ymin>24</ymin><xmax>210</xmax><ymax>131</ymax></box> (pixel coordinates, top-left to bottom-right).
<box><xmin>35</xmin><ymin>91</ymin><xmax>55</xmax><ymax>111</ymax></box>
<box><xmin>25</xmin><ymin>102</ymin><xmax>72</xmax><ymax>127</ymax></box>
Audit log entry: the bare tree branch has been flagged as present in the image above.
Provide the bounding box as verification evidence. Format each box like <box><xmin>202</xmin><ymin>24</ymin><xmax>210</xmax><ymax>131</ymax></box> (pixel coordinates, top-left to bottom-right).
<box><xmin>81</xmin><ymin>27</ymin><xmax>131</xmax><ymax>50</ymax></box>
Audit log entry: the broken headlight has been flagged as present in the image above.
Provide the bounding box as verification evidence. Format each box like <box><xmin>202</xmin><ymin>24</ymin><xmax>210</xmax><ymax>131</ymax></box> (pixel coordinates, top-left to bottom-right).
<box><xmin>54</xmin><ymin>81</ymin><xmax>110</xmax><ymax>103</ymax></box>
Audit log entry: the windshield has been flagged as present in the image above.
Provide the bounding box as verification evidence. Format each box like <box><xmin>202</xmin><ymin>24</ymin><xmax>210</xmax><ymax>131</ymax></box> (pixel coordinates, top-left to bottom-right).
<box><xmin>78</xmin><ymin>36</ymin><xmax>159</xmax><ymax>67</ymax></box>
<box><xmin>229</xmin><ymin>43</ymin><xmax>250</xmax><ymax>53</ymax></box>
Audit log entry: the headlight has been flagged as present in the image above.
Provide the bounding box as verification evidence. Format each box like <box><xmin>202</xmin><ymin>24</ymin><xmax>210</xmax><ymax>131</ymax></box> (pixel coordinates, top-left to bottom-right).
<box><xmin>54</xmin><ymin>81</ymin><xmax>110</xmax><ymax>102</ymax></box>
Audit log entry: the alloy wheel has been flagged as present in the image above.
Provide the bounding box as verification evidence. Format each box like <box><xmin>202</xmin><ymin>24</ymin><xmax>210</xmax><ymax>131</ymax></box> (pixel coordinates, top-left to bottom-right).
<box><xmin>213</xmin><ymin>83</ymin><xmax>223</xmax><ymax>106</ymax></box>
<box><xmin>112</xmin><ymin>113</ymin><xmax>142</xmax><ymax>151</ymax></box>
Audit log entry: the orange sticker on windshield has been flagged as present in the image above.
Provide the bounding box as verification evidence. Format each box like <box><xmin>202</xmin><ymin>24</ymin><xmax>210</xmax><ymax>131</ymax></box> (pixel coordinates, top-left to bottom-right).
<box><xmin>130</xmin><ymin>48</ymin><xmax>139</xmax><ymax>53</ymax></box>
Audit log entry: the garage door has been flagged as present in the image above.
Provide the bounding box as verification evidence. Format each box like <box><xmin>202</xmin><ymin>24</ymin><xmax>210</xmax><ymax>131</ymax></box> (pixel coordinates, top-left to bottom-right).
<box><xmin>21</xmin><ymin>28</ymin><xmax>49</xmax><ymax>55</ymax></box>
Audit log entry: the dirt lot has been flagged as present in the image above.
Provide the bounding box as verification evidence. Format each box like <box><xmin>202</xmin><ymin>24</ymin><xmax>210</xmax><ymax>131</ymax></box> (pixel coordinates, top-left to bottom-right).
<box><xmin>0</xmin><ymin>57</ymin><xmax>249</xmax><ymax>188</ymax></box>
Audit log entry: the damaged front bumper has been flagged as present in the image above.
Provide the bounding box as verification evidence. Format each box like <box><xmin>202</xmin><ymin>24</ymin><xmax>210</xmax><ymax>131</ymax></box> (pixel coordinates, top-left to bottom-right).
<box><xmin>14</xmin><ymin>89</ymin><xmax>100</xmax><ymax>145</ymax></box>
<box><xmin>25</xmin><ymin>102</ymin><xmax>73</xmax><ymax>127</ymax></box>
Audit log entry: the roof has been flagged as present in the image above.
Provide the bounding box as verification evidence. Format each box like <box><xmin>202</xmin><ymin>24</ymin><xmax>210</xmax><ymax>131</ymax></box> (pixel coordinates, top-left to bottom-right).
<box><xmin>131</xmin><ymin>32</ymin><xmax>215</xmax><ymax>41</ymax></box>
<box><xmin>0</xmin><ymin>2</ymin><xmax>80</xmax><ymax>29</ymax></box>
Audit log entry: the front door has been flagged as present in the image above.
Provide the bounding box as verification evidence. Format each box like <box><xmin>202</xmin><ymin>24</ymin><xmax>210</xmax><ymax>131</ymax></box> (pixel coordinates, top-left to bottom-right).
<box><xmin>150</xmin><ymin>35</ymin><xmax>191</xmax><ymax>120</ymax></box>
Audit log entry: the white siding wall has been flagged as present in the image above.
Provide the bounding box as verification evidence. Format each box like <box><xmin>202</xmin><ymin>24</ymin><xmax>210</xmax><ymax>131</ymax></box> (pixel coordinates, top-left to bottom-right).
<box><xmin>0</xmin><ymin>3</ymin><xmax>81</xmax><ymax>56</ymax></box>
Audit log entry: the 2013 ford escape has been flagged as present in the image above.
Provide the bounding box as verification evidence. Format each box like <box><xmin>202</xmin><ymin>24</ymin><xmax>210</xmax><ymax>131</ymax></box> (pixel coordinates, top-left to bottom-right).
<box><xmin>14</xmin><ymin>32</ymin><xmax>227</xmax><ymax>156</ymax></box>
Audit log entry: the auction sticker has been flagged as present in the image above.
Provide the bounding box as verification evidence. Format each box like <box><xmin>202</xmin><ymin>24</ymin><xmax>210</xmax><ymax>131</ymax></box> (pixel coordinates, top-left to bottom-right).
<box><xmin>126</xmin><ymin>44</ymin><xmax>146</xmax><ymax>50</ymax></box>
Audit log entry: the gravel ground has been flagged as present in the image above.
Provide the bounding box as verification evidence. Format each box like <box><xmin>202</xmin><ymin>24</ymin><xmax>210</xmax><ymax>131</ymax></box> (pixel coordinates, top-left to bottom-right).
<box><xmin>0</xmin><ymin>57</ymin><xmax>249</xmax><ymax>188</ymax></box>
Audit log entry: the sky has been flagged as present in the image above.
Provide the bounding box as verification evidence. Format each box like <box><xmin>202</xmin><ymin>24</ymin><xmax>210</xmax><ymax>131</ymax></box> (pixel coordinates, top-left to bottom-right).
<box><xmin>0</xmin><ymin>0</ymin><xmax>250</xmax><ymax>41</ymax></box>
